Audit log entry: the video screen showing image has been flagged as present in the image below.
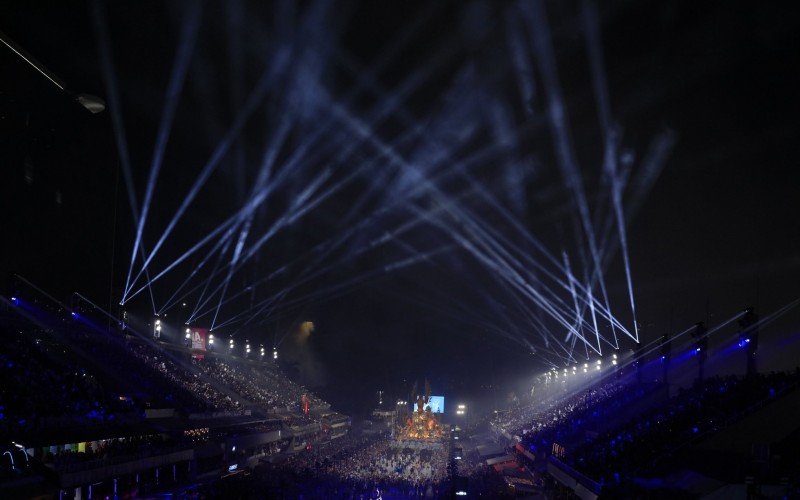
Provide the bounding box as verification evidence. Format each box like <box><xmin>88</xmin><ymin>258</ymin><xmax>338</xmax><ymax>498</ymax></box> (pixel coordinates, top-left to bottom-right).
<box><xmin>414</xmin><ymin>396</ymin><xmax>444</xmax><ymax>413</ymax></box>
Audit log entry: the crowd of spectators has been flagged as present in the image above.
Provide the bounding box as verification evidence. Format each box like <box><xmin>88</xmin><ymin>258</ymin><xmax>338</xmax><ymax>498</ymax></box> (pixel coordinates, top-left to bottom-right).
<box><xmin>258</xmin><ymin>434</ymin><xmax>451</xmax><ymax>498</ymax></box>
<box><xmin>193</xmin><ymin>356</ymin><xmax>326</xmax><ymax>411</ymax></box>
<box><xmin>193</xmin><ymin>358</ymin><xmax>285</xmax><ymax>407</ymax></box>
<box><xmin>568</xmin><ymin>371</ymin><xmax>800</xmax><ymax>482</ymax></box>
<box><xmin>127</xmin><ymin>343</ymin><xmax>241</xmax><ymax>412</ymax></box>
<box><xmin>324</xmin><ymin>440</ymin><xmax>449</xmax><ymax>487</ymax></box>
<box><xmin>486</xmin><ymin>367</ymin><xmax>800</xmax><ymax>491</ymax></box>
<box><xmin>482</xmin><ymin>367</ymin><xmax>800</xmax><ymax>494</ymax></box>
<box><xmin>492</xmin><ymin>381</ymin><xmax>627</xmax><ymax>438</ymax></box>
<box><xmin>0</xmin><ymin>304</ymin><xmax>335</xmax><ymax>446</ymax></box>
<box><xmin>0</xmin><ymin>320</ymin><xmax>137</xmax><ymax>436</ymax></box>
<box><xmin>519</xmin><ymin>381</ymin><xmax>665</xmax><ymax>457</ymax></box>
<box><xmin>0</xmin><ymin>306</ymin><xmax>240</xmax><ymax>421</ymax></box>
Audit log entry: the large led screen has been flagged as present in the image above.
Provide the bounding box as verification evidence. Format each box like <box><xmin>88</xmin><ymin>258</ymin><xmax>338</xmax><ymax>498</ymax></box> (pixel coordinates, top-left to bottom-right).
<box><xmin>414</xmin><ymin>396</ymin><xmax>444</xmax><ymax>413</ymax></box>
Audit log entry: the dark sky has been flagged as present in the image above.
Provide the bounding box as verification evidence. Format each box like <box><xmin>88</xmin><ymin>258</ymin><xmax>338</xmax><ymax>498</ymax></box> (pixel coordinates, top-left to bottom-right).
<box><xmin>2</xmin><ymin>1</ymin><xmax>800</xmax><ymax>415</ymax></box>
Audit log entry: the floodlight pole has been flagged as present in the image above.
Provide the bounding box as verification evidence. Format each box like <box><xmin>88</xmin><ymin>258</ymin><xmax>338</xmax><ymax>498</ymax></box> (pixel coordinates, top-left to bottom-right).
<box><xmin>0</xmin><ymin>29</ymin><xmax>105</xmax><ymax>114</ymax></box>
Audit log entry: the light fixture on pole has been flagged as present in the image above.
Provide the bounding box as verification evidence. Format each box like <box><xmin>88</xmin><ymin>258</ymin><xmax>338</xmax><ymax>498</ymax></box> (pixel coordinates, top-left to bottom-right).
<box><xmin>0</xmin><ymin>30</ymin><xmax>106</xmax><ymax>114</ymax></box>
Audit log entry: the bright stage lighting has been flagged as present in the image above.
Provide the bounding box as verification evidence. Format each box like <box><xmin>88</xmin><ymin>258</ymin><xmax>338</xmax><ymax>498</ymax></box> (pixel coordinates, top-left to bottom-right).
<box><xmin>208</xmin><ymin>334</ymin><xmax>215</xmax><ymax>345</ymax></box>
<box><xmin>273</xmin><ymin>348</ymin><xmax>278</xmax><ymax>360</ymax></box>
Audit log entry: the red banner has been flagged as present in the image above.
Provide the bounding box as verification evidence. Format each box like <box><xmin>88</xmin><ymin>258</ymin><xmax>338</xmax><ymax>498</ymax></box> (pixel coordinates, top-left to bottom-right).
<box><xmin>191</xmin><ymin>328</ymin><xmax>207</xmax><ymax>355</ymax></box>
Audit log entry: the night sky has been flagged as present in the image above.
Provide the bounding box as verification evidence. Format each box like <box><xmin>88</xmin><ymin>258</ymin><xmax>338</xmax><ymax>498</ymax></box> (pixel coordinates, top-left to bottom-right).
<box><xmin>2</xmin><ymin>1</ymin><xmax>800</xmax><ymax>416</ymax></box>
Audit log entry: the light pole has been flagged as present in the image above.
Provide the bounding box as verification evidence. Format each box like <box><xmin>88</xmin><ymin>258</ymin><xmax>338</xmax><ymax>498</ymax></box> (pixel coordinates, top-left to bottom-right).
<box><xmin>1</xmin><ymin>30</ymin><xmax>106</xmax><ymax>114</ymax></box>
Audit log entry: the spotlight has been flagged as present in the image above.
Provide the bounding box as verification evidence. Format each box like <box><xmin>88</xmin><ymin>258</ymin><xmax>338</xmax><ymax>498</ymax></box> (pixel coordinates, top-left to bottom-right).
<box><xmin>612</xmin><ymin>360</ymin><xmax>617</xmax><ymax>365</ymax></box>
<box><xmin>612</xmin><ymin>354</ymin><xmax>617</xmax><ymax>359</ymax></box>
<box><xmin>71</xmin><ymin>311</ymin><xmax>77</xmax><ymax>317</ymax></box>
<box><xmin>153</xmin><ymin>316</ymin><xmax>162</xmax><ymax>339</ymax></box>
<box><xmin>596</xmin><ymin>360</ymin><xmax>602</xmax><ymax>365</ymax></box>
<box><xmin>273</xmin><ymin>347</ymin><xmax>278</xmax><ymax>360</ymax></box>
<box><xmin>208</xmin><ymin>334</ymin><xmax>215</xmax><ymax>345</ymax></box>
<box><xmin>11</xmin><ymin>296</ymin><xmax>17</xmax><ymax>302</ymax></box>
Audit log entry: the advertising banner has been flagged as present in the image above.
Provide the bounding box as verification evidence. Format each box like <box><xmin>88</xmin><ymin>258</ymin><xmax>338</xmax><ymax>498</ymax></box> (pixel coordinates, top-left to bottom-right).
<box><xmin>191</xmin><ymin>328</ymin><xmax>207</xmax><ymax>356</ymax></box>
